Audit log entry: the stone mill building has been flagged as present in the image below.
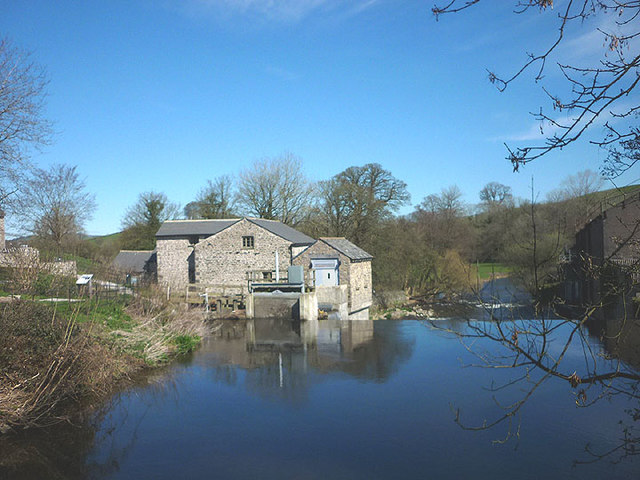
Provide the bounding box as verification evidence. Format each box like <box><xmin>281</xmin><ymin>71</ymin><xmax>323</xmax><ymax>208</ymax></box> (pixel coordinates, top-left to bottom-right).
<box><xmin>152</xmin><ymin>217</ymin><xmax>374</xmax><ymax>318</ymax></box>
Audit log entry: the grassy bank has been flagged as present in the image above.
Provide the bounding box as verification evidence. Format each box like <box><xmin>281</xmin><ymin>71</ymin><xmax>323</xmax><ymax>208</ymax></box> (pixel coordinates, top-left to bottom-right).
<box><xmin>0</xmin><ymin>292</ymin><xmax>208</xmax><ymax>434</ymax></box>
<box><xmin>475</xmin><ymin>263</ymin><xmax>512</xmax><ymax>281</ymax></box>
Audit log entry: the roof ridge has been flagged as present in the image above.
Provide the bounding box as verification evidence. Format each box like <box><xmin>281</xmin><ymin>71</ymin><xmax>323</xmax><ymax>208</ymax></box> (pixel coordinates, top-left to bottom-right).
<box><xmin>164</xmin><ymin>218</ymin><xmax>242</xmax><ymax>223</ymax></box>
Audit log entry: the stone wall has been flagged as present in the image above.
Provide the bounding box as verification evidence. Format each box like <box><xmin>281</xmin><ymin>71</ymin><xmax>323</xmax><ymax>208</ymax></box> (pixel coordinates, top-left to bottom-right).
<box><xmin>0</xmin><ymin>245</ymin><xmax>40</xmax><ymax>267</ymax></box>
<box><xmin>291</xmin><ymin>245</ymin><xmax>309</xmax><ymax>259</ymax></box>
<box><xmin>349</xmin><ymin>260</ymin><xmax>373</xmax><ymax>312</ymax></box>
<box><xmin>292</xmin><ymin>240</ymin><xmax>372</xmax><ymax>313</ymax></box>
<box><xmin>194</xmin><ymin>219</ymin><xmax>292</xmax><ymax>293</ymax></box>
<box><xmin>292</xmin><ymin>241</ymin><xmax>350</xmax><ymax>291</ymax></box>
<box><xmin>47</xmin><ymin>260</ymin><xmax>77</xmax><ymax>277</ymax></box>
<box><xmin>602</xmin><ymin>196</ymin><xmax>640</xmax><ymax>259</ymax></box>
<box><xmin>156</xmin><ymin>237</ymin><xmax>192</xmax><ymax>289</ymax></box>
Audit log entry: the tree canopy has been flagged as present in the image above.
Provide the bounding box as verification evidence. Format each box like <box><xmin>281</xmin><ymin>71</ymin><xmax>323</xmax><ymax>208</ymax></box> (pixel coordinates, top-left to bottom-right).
<box><xmin>236</xmin><ymin>153</ymin><xmax>314</xmax><ymax>225</ymax></box>
<box><xmin>318</xmin><ymin>163</ymin><xmax>410</xmax><ymax>249</ymax></box>
<box><xmin>14</xmin><ymin>164</ymin><xmax>96</xmax><ymax>253</ymax></box>
<box><xmin>0</xmin><ymin>37</ymin><xmax>52</xmax><ymax>206</ymax></box>
<box><xmin>186</xmin><ymin>176</ymin><xmax>236</xmax><ymax>219</ymax></box>
<box><xmin>120</xmin><ymin>192</ymin><xmax>181</xmax><ymax>250</ymax></box>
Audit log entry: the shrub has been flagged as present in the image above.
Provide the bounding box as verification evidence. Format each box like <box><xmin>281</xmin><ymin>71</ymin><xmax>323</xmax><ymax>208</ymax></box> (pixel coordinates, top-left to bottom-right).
<box><xmin>173</xmin><ymin>335</ymin><xmax>200</xmax><ymax>355</ymax></box>
<box><xmin>33</xmin><ymin>273</ymin><xmax>55</xmax><ymax>296</ymax></box>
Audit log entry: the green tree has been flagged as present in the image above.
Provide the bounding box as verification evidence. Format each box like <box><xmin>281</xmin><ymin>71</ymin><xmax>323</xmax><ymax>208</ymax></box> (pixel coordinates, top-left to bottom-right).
<box><xmin>190</xmin><ymin>175</ymin><xmax>235</xmax><ymax>219</ymax></box>
<box><xmin>121</xmin><ymin>192</ymin><xmax>181</xmax><ymax>250</ymax></box>
<box><xmin>476</xmin><ymin>182</ymin><xmax>516</xmax><ymax>262</ymax></box>
<box><xmin>318</xmin><ymin>163</ymin><xmax>410</xmax><ymax>249</ymax></box>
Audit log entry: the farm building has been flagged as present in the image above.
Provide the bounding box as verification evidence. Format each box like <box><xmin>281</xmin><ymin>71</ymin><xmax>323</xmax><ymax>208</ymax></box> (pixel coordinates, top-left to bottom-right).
<box><xmin>292</xmin><ymin>237</ymin><xmax>373</xmax><ymax>318</ymax></box>
<box><xmin>562</xmin><ymin>193</ymin><xmax>640</xmax><ymax>314</ymax></box>
<box><xmin>155</xmin><ymin>218</ymin><xmax>315</xmax><ymax>293</ymax></box>
<box><xmin>113</xmin><ymin>250</ymin><xmax>157</xmax><ymax>285</ymax></box>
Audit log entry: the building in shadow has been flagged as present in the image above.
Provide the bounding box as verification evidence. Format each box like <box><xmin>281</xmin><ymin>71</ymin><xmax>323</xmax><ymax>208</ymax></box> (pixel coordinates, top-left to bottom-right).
<box><xmin>562</xmin><ymin>193</ymin><xmax>640</xmax><ymax>318</ymax></box>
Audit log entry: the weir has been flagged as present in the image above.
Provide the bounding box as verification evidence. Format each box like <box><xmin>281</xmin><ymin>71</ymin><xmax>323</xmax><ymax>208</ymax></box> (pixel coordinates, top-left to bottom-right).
<box><xmin>246</xmin><ymin>291</ymin><xmax>319</xmax><ymax>321</ymax></box>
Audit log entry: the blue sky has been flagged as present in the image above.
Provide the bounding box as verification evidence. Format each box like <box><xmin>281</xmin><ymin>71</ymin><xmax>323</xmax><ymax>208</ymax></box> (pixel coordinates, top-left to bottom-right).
<box><xmin>2</xmin><ymin>0</ymin><xmax>637</xmax><ymax>236</ymax></box>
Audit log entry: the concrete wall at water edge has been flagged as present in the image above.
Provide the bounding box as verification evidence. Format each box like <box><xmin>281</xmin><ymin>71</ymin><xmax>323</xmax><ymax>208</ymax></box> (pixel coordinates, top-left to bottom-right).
<box><xmin>292</xmin><ymin>238</ymin><xmax>373</xmax><ymax>315</ymax></box>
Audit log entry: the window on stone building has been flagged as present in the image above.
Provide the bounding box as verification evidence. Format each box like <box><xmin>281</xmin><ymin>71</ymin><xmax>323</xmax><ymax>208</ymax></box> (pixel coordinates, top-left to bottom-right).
<box><xmin>242</xmin><ymin>236</ymin><xmax>254</xmax><ymax>249</ymax></box>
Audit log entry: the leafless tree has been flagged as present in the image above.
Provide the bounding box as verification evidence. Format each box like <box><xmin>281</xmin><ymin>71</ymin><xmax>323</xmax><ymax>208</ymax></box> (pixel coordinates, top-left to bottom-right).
<box><xmin>554</xmin><ymin>169</ymin><xmax>606</xmax><ymax>230</ymax></box>
<box><xmin>432</xmin><ymin>1</ymin><xmax>640</xmax><ymax>176</ymax></box>
<box><xmin>188</xmin><ymin>175</ymin><xmax>236</xmax><ymax>219</ymax></box>
<box><xmin>479</xmin><ymin>182</ymin><xmax>514</xmax><ymax>208</ymax></box>
<box><xmin>14</xmin><ymin>164</ymin><xmax>95</xmax><ymax>254</ymax></box>
<box><xmin>236</xmin><ymin>153</ymin><xmax>314</xmax><ymax>225</ymax></box>
<box><xmin>0</xmin><ymin>38</ymin><xmax>52</xmax><ymax>206</ymax></box>
<box><xmin>428</xmin><ymin>180</ymin><xmax>640</xmax><ymax>465</ymax></box>
<box><xmin>414</xmin><ymin>185</ymin><xmax>473</xmax><ymax>256</ymax></box>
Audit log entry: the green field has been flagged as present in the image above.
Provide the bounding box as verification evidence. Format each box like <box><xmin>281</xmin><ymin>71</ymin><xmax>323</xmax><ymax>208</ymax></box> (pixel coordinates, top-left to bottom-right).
<box><xmin>475</xmin><ymin>263</ymin><xmax>512</xmax><ymax>280</ymax></box>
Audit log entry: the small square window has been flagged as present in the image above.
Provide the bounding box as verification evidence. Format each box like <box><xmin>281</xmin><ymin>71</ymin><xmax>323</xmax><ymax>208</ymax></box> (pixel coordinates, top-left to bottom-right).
<box><xmin>242</xmin><ymin>236</ymin><xmax>254</xmax><ymax>248</ymax></box>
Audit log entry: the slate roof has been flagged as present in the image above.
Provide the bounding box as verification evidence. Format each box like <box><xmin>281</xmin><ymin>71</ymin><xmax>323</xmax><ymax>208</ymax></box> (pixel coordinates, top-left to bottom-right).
<box><xmin>319</xmin><ymin>237</ymin><xmax>373</xmax><ymax>261</ymax></box>
<box><xmin>155</xmin><ymin>219</ymin><xmax>241</xmax><ymax>238</ymax></box>
<box><xmin>155</xmin><ymin>217</ymin><xmax>315</xmax><ymax>245</ymax></box>
<box><xmin>248</xmin><ymin>218</ymin><xmax>315</xmax><ymax>245</ymax></box>
<box><xmin>113</xmin><ymin>250</ymin><xmax>156</xmax><ymax>272</ymax></box>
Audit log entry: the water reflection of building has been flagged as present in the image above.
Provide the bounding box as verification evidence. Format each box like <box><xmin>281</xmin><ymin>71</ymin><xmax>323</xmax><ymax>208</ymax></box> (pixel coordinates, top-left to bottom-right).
<box><xmin>202</xmin><ymin>318</ymin><xmax>374</xmax><ymax>369</ymax></box>
<box><xmin>196</xmin><ymin>318</ymin><xmax>410</xmax><ymax>401</ymax></box>
<box><xmin>586</xmin><ymin>315</ymin><xmax>640</xmax><ymax>371</ymax></box>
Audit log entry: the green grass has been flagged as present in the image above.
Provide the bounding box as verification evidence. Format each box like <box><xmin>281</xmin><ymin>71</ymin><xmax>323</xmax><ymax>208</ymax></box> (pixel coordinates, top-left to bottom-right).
<box><xmin>85</xmin><ymin>231</ymin><xmax>123</xmax><ymax>249</ymax></box>
<box><xmin>173</xmin><ymin>335</ymin><xmax>201</xmax><ymax>355</ymax></box>
<box><xmin>49</xmin><ymin>298</ymin><xmax>136</xmax><ymax>331</ymax></box>
<box><xmin>476</xmin><ymin>263</ymin><xmax>512</xmax><ymax>280</ymax></box>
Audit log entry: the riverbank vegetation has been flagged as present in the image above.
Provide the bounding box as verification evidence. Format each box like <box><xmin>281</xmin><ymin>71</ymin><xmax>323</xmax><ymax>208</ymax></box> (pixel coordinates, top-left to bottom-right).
<box><xmin>0</xmin><ymin>288</ymin><xmax>207</xmax><ymax>434</ymax></box>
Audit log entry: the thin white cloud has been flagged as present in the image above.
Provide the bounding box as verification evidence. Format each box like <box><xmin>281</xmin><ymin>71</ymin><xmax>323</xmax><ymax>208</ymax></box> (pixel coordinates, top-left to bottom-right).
<box><xmin>558</xmin><ymin>9</ymin><xmax>640</xmax><ymax>65</ymax></box>
<box><xmin>186</xmin><ymin>0</ymin><xmax>380</xmax><ymax>23</ymax></box>
<box><xmin>265</xmin><ymin>65</ymin><xmax>301</xmax><ymax>81</ymax></box>
<box><xmin>494</xmin><ymin>97</ymin><xmax>636</xmax><ymax>143</ymax></box>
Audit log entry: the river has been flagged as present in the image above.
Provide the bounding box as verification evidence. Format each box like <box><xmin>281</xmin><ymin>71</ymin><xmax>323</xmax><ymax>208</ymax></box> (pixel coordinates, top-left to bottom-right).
<box><xmin>1</xmin><ymin>312</ymin><xmax>638</xmax><ymax>479</ymax></box>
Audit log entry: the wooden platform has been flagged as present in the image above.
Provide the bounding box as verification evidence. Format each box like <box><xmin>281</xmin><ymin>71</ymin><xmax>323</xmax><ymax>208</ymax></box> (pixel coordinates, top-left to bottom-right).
<box><xmin>184</xmin><ymin>283</ymin><xmax>245</xmax><ymax>313</ymax></box>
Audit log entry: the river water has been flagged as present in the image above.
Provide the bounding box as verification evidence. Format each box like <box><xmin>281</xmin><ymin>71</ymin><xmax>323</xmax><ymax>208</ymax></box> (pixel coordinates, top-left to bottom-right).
<box><xmin>1</xmin><ymin>313</ymin><xmax>639</xmax><ymax>479</ymax></box>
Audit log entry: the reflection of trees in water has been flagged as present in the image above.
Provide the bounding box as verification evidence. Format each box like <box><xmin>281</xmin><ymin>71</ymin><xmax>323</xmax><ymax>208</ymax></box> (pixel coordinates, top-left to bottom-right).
<box><xmin>0</xmin><ymin>320</ymin><xmax>416</xmax><ymax>477</ymax></box>
<box><xmin>0</xmin><ymin>366</ymin><xmax>187</xmax><ymax>479</ymax></box>
<box><xmin>316</xmin><ymin>321</ymin><xmax>415</xmax><ymax>382</ymax></box>
<box><xmin>212</xmin><ymin>364</ymin><xmax>239</xmax><ymax>386</ymax></box>
<box><xmin>0</xmin><ymin>415</ymin><xmax>98</xmax><ymax>480</ymax></box>
<box><xmin>429</xmin><ymin>304</ymin><xmax>640</xmax><ymax>467</ymax></box>
<box><xmin>83</xmin><ymin>370</ymin><xmax>186</xmax><ymax>478</ymax></box>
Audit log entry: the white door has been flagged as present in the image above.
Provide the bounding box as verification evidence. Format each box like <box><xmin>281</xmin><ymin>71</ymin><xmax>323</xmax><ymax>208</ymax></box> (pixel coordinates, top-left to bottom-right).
<box><xmin>312</xmin><ymin>259</ymin><xmax>339</xmax><ymax>286</ymax></box>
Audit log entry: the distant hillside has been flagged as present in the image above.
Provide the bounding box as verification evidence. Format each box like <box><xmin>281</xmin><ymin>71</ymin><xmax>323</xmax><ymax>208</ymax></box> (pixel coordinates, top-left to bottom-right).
<box><xmin>583</xmin><ymin>184</ymin><xmax>640</xmax><ymax>220</ymax></box>
<box><xmin>85</xmin><ymin>231</ymin><xmax>122</xmax><ymax>248</ymax></box>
